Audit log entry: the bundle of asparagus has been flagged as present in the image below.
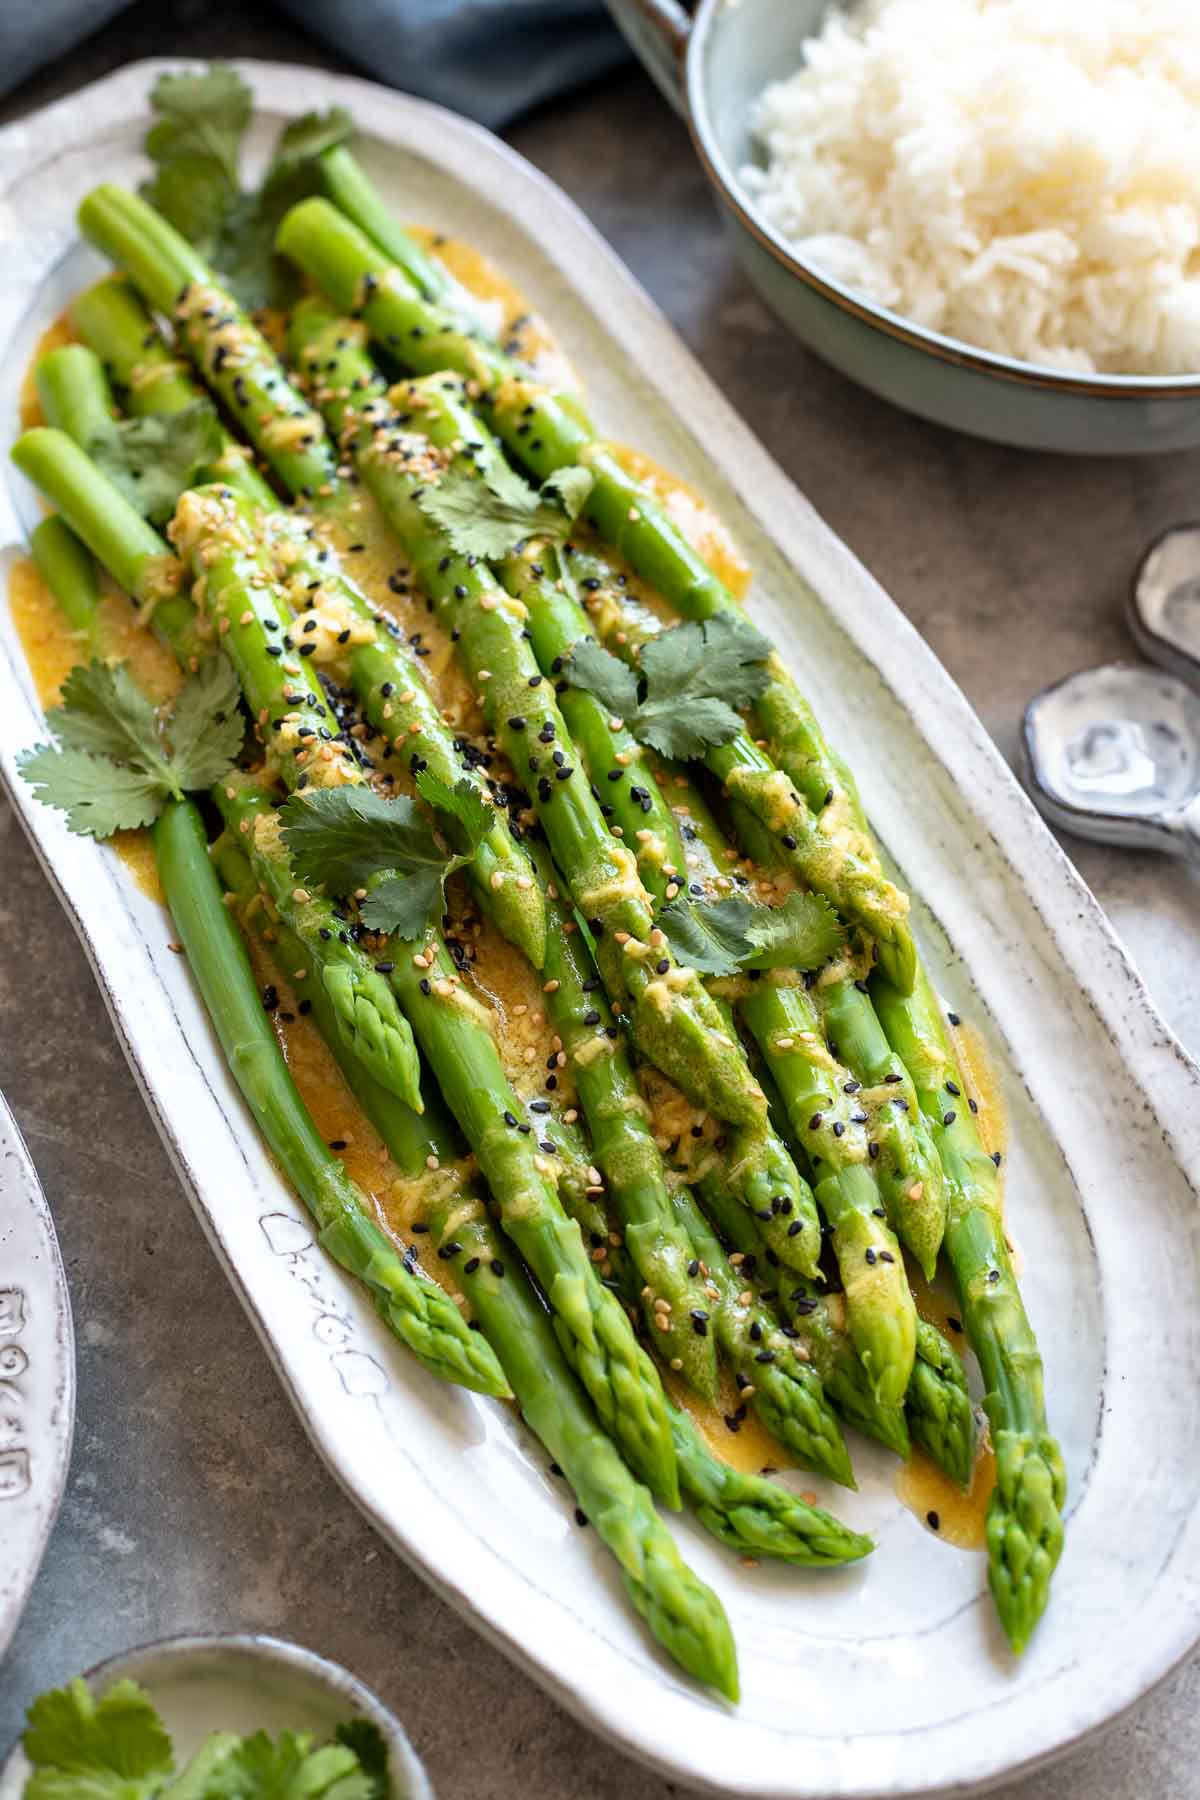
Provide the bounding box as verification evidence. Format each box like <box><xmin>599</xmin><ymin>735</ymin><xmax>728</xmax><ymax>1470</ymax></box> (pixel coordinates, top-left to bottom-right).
<box><xmin>9</xmin><ymin>72</ymin><xmax>1064</xmax><ymax>1697</ymax></box>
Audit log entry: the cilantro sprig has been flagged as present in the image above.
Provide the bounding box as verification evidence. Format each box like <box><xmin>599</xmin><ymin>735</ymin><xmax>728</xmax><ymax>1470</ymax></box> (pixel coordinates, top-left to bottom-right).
<box><xmin>659</xmin><ymin>890</ymin><xmax>845</xmax><ymax>978</ymax></box>
<box><xmin>18</xmin><ymin>657</ymin><xmax>244</xmax><ymax>838</ymax></box>
<box><xmin>89</xmin><ymin>403</ymin><xmax>225</xmax><ymax>526</ymax></box>
<box><xmin>21</xmin><ymin>1675</ymin><xmax>388</xmax><ymax>1800</ymax></box>
<box><xmin>23</xmin><ymin>1677</ymin><xmax>173</xmax><ymax>1800</ymax></box>
<box><xmin>564</xmin><ymin>613</ymin><xmax>771</xmax><ymax>762</ymax></box>
<box><xmin>142</xmin><ymin>65</ymin><xmax>352</xmax><ymax>309</ymax></box>
<box><xmin>280</xmin><ymin>772</ymin><xmax>491</xmax><ymax>940</ymax></box>
<box><xmin>417</xmin><ymin>457</ymin><xmax>594</xmax><ymax>562</ymax></box>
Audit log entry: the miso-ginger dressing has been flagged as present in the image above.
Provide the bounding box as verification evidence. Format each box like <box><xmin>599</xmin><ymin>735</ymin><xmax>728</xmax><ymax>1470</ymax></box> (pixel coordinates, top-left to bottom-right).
<box><xmin>893</xmin><ymin>1013</ymin><xmax>1009</xmax><ymax>1549</ymax></box>
<box><xmin>666</xmin><ymin>1368</ymin><xmax>794</xmax><ymax>1478</ymax></box>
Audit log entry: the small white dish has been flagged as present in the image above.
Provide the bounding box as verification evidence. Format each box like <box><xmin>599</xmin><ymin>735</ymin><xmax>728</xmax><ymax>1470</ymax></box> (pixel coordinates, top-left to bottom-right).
<box><xmin>0</xmin><ymin>1092</ymin><xmax>74</xmax><ymax>1655</ymax></box>
<box><xmin>0</xmin><ymin>1634</ymin><xmax>434</xmax><ymax>1800</ymax></box>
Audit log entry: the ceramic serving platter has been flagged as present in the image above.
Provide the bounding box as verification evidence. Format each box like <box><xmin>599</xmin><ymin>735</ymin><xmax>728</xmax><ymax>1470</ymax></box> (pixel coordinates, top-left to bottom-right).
<box><xmin>1</xmin><ymin>60</ymin><xmax>1199</xmax><ymax>1800</ymax></box>
<box><xmin>0</xmin><ymin>1091</ymin><xmax>75</xmax><ymax>1656</ymax></box>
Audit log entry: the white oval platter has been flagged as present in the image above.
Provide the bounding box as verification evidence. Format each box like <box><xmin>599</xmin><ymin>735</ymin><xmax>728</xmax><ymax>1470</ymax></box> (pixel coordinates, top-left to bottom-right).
<box><xmin>1</xmin><ymin>59</ymin><xmax>1198</xmax><ymax>1800</ymax></box>
<box><xmin>0</xmin><ymin>1090</ymin><xmax>75</xmax><ymax>1655</ymax></box>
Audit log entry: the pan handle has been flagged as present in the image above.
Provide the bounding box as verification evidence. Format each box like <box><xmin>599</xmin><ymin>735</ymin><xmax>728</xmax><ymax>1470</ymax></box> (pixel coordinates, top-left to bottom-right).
<box><xmin>608</xmin><ymin>0</ymin><xmax>692</xmax><ymax>115</ymax></box>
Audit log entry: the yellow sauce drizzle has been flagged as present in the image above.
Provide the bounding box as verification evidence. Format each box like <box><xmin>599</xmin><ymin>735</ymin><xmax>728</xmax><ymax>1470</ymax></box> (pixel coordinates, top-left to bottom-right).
<box><xmin>893</xmin><ymin>1014</ymin><xmax>1008</xmax><ymax>1547</ymax></box>
<box><xmin>407</xmin><ymin>226</ymin><xmax>579</xmax><ymax>393</ymax></box>
<box><xmin>608</xmin><ymin>443</ymin><xmax>752</xmax><ymax>602</ymax></box>
<box><xmin>666</xmin><ymin>1368</ymin><xmax>794</xmax><ymax>1477</ymax></box>
<box><xmin>895</xmin><ymin>1439</ymin><xmax>997</xmax><ymax>1551</ymax></box>
<box><xmin>20</xmin><ymin>315</ymin><xmax>75</xmax><ymax>428</ymax></box>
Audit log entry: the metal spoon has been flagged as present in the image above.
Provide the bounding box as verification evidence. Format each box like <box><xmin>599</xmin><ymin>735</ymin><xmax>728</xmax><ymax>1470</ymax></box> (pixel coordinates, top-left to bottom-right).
<box><xmin>1023</xmin><ymin>663</ymin><xmax>1200</xmax><ymax>864</ymax></box>
<box><xmin>1128</xmin><ymin>521</ymin><xmax>1200</xmax><ymax>682</ymax></box>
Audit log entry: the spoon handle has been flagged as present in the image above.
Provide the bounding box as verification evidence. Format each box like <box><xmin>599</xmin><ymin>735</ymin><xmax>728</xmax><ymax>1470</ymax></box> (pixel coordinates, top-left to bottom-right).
<box><xmin>1172</xmin><ymin>797</ymin><xmax>1200</xmax><ymax>866</ymax></box>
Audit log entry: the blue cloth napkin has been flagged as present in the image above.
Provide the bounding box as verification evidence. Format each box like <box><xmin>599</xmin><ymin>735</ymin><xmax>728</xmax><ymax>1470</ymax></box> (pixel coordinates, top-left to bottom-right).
<box><xmin>1</xmin><ymin>0</ymin><xmax>629</xmax><ymax>126</ymax></box>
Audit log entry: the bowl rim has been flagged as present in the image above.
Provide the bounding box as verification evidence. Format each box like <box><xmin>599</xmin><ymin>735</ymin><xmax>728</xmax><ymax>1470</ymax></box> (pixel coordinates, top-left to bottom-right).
<box><xmin>682</xmin><ymin>0</ymin><xmax>1200</xmax><ymax>401</ymax></box>
<box><xmin>0</xmin><ymin>1632</ymin><xmax>434</xmax><ymax>1800</ymax></box>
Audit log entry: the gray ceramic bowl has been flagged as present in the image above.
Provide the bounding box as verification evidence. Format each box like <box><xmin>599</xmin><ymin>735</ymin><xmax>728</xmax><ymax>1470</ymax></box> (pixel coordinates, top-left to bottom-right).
<box><xmin>607</xmin><ymin>0</ymin><xmax>1200</xmax><ymax>454</ymax></box>
<box><xmin>0</xmin><ymin>1635</ymin><xmax>434</xmax><ymax>1800</ymax></box>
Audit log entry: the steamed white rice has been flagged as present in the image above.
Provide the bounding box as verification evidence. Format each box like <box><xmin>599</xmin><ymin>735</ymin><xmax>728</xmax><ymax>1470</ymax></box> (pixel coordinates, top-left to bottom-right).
<box><xmin>742</xmin><ymin>0</ymin><xmax>1200</xmax><ymax>374</ymax></box>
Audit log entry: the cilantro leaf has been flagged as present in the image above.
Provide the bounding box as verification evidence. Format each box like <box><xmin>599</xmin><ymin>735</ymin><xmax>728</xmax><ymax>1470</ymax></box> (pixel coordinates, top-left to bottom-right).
<box><xmin>279</xmin><ymin>787</ymin><xmax>446</xmax><ymax>891</ymax></box>
<box><xmin>18</xmin><ymin>657</ymin><xmax>244</xmax><ymax>839</ymax></box>
<box><xmin>166</xmin><ymin>653</ymin><xmax>245</xmax><ymax>790</ymax></box>
<box><xmin>89</xmin><ymin>403</ymin><xmax>225</xmax><ymax>525</ymax></box>
<box><xmin>331</xmin><ymin>1725</ymin><xmax>387</xmax><ymax>1800</ymax></box>
<box><xmin>415</xmin><ymin>769</ymin><xmax>491</xmax><ymax>849</ymax></box>
<box><xmin>280</xmin><ymin>780</ymin><xmax>490</xmax><ymax>941</ymax></box>
<box><xmin>142</xmin><ymin>65</ymin><xmax>351</xmax><ymax>309</ymax></box>
<box><xmin>142</xmin><ymin>66</ymin><xmax>251</xmax><ymax>249</ymax></box>
<box><xmin>655</xmin><ymin>894</ymin><xmax>752</xmax><ymax>978</ymax></box>
<box><xmin>190</xmin><ymin>1730</ymin><xmax>372</xmax><ymax>1800</ymax></box>
<box><xmin>359</xmin><ymin>868</ymin><xmax>446</xmax><ymax>940</ymax></box>
<box><xmin>659</xmin><ymin>890</ymin><xmax>844</xmax><ymax>976</ymax></box>
<box><xmin>740</xmin><ymin>890</ymin><xmax>845</xmax><ymax>968</ymax></box>
<box><xmin>23</xmin><ymin>1676</ymin><xmax>174</xmax><ymax>1800</ymax></box>
<box><xmin>214</xmin><ymin>109</ymin><xmax>353</xmax><ymax>311</ymax></box>
<box><xmin>417</xmin><ymin>459</ymin><xmax>594</xmax><ymax>562</ymax></box>
<box><xmin>17</xmin><ymin>746</ymin><xmax>166</xmax><ymax>838</ymax></box>
<box><xmin>541</xmin><ymin>465</ymin><xmax>594</xmax><ymax>518</ymax></box>
<box><xmin>48</xmin><ymin>661</ymin><xmax>163</xmax><ymax>767</ymax></box>
<box><xmin>561</xmin><ymin>640</ymin><xmax>640</xmax><ymax>720</ymax></box>
<box><xmin>263</xmin><ymin>110</ymin><xmax>355</xmax><ymax>203</ymax></box>
<box><xmin>565</xmin><ymin>614</ymin><xmax>771</xmax><ymax>760</ymax></box>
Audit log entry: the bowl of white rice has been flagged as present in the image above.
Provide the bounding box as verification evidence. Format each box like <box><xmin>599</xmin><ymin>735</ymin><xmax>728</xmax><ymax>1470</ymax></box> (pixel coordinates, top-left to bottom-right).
<box><xmin>607</xmin><ymin>0</ymin><xmax>1200</xmax><ymax>453</ymax></box>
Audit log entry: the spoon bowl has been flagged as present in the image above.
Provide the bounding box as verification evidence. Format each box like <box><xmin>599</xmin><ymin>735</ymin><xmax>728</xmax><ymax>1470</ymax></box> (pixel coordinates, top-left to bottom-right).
<box><xmin>1129</xmin><ymin>522</ymin><xmax>1200</xmax><ymax>682</ymax></box>
<box><xmin>1022</xmin><ymin>663</ymin><xmax>1200</xmax><ymax>862</ymax></box>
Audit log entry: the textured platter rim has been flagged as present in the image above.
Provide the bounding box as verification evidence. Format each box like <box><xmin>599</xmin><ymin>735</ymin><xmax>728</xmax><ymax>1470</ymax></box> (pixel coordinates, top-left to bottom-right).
<box><xmin>0</xmin><ymin>1091</ymin><xmax>76</xmax><ymax>1658</ymax></box>
<box><xmin>1</xmin><ymin>58</ymin><xmax>1199</xmax><ymax>1800</ymax></box>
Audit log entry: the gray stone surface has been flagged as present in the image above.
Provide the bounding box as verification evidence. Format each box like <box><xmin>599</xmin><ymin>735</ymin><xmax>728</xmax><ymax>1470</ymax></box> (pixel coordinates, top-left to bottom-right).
<box><xmin>2</xmin><ymin>6</ymin><xmax>1198</xmax><ymax>1793</ymax></box>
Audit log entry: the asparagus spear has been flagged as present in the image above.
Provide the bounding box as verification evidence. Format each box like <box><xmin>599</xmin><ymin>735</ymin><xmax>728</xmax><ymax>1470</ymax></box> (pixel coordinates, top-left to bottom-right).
<box><xmin>66</xmin><ymin>288</ymin><xmax>548</xmax><ymax>968</ymax></box>
<box><xmin>30</xmin><ymin>515</ymin><xmax>102</xmax><ymax>637</ymax></box>
<box><xmin>284</xmin><ymin>299</ymin><xmax>772</xmax><ymax>1136</ymax></box>
<box><xmin>77</xmin><ymin>185</ymin><xmax>339</xmax><ymax>500</ymax></box>
<box><xmin>667</xmin><ymin>1184</ymin><xmax>854</xmax><ymax>1487</ymax></box>
<box><xmin>590</xmin><ymin>1183</ymin><xmax>870</xmax><ymax>1562</ymax></box>
<box><xmin>515</xmin><ymin>842</ymin><xmax>721</xmax><ymax>1399</ymax></box>
<box><xmin>155</xmin><ymin>797</ymin><xmax>506</xmax><ymax>1395</ymax></box>
<box><xmin>685</xmin><ymin>768</ymin><xmax>947</xmax><ymax>1280</ymax></box>
<box><xmin>24</xmin><ymin>511</ymin><xmax>506</xmax><ymax>1399</ymax></box>
<box><xmin>668</xmin><ymin>1403</ymin><xmax>870</xmax><ymax>1569</ymax></box>
<box><xmin>873</xmin><ymin>969</ymin><xmax>1064</xmax><ymax>1649</ymax></box>
<box><xmin>450</xmin><ymin>1202</ymin><xmax>738</xmax><ymax>1697</ymax></box>
<box><xmin>271</xmin><ymin>192</ymin><xmax>916</xmax><ymax>988</ymax></box>
<box><xmin>69</xmin><ymin>278</ymin><xmax>277</xmax><ymax>508</ymax></box>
